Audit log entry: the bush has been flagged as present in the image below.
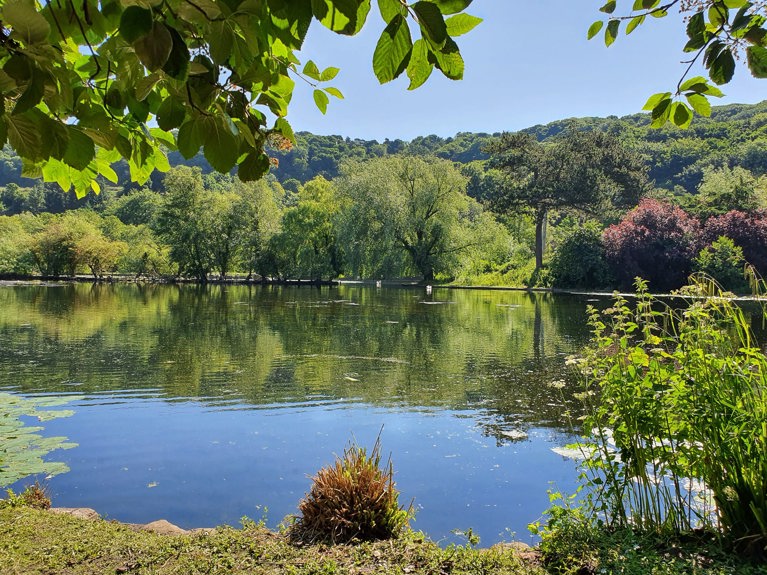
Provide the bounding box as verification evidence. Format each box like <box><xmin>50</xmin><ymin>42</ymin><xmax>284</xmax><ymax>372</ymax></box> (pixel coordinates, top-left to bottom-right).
<box><xmin>693</xmin><ymin>236</ymin><xmax>749</xmax><ymax>293</ymax></box>
<box><xmin>1</xmin><ymin>483</ymin><xmax>51</xmax><ymax>510</ymax></box>
<box><xmin>702</xmin><ymin>210</ymin><xmax>767</xmax><ymax>276</ymax></box>
<box><xmin>603</xmin><ymin>199</ymin><xmax>700</xmax><ymax>291</ymax></box>
<box><xmin>292</xmin><ymin>438</ymin><xmax>411</xmax><ymax>543</ymax></box>
<box><xmin>549</xmin><ymin>225</ymin><xmax>612</xmax><ymax>289</ymax></box>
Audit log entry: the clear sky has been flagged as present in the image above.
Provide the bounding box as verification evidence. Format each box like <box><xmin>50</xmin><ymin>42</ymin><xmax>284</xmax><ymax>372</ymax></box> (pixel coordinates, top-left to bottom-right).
<box><xmin>287</xmin><ymin>1</ymin><xmax>763</xmax><ymax>141</ymax></box>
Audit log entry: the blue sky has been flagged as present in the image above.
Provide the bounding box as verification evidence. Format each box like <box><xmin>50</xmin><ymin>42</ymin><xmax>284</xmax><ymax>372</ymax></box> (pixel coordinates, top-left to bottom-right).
<box><xmin>288</xmin><ymin>1</ymin><xmax>762</xmax><ymax>140</ymax></box>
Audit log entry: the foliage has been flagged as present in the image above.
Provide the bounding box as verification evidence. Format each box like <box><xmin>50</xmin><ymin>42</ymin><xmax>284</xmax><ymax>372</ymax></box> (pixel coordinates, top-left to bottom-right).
<box><xmin>0</xmin><ymin>0</ymin><xmax>479</xmax><ymax>197</ymax></box>
<box><xmin>485</xmin><ymin>130</ymin><xmax>647</xmax><ymax>271</ymax></box>
<box><xmin>574</xmin><ymin>279</ymin><xmax>767</xmax><ymax>555</ymax></box>
<box><xmin>104</xmin><ymin>188</ymin><xmax>162</xmax><ymax>227</ymax></box>
<box><xmin>0</xmin><ymin>392</ymin><xmax>76</xmax><ymax>488</ymax></box>
<box><xmin>590</xmin><ymin>1</ymin><xmax>767</xmax><ymax>129</ymax></box>
<box><xmin>693</xmin><ymin>236</ymin><xmax>750</xmax><ymax>293</ymax></box>
<box><xmin>694</xmin><ymin>166</ymin><xmax>767</xmax><ymax>218</ymax></box>
<box><xmin>1</xmin><ymin>482</ymin><xmax>51</xmax><ymax>510</ymax></box>
<box><xmin>603</xmin><ymin>198</ymin><xmax>701</xmax><ymax>291</ymax></box>
<box><xmin>702</xmin><ymin>209</ymin><xmax>767</xmax><ymax>275</ymax></box>
<box><xmin>549</xmin><ymin>224</ymin><xmax>613</xmax><ymax>289</ymax></box>
<box><xmin>292</xmin><ymin>437</ymin><xmax>411</xmax><ymax>544</ymax></box>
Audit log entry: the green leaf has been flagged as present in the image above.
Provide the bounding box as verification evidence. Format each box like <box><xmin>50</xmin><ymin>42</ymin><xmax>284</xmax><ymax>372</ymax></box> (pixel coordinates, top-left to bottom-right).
<box><xmin>119</xmin><ymin>6</ymin><xmax>153</xmax><ymax>43</ymax></box>
<box><xmin>373</xmin><ymin>14</ymin><xmax>413</xmax><ymax>83</ymax></box>
<box><xmin>274</xmin><ymin>117</ymin><xmax>296</xmax><ymax>144</ymax></box>
<box><xmin>238</xmin><ymin>151</ymin><xmax>271</xmax><ymax>182</ymax></box>
<box><xmin>5</xmin><ymin>112</ymin><xmax>42</xmax><ymax>161</ymax></box>
<box><xmin>445</xmin><ymin>13</ymin><xmax>482</xmax><ymax>36</ymax></box>
<box><xmin>133</xmin><ymin>22</ymin><xmax>173</xmax><ymax>72</ymax></box>
<box><xmin>642</xmin><ymin>0</ymin><xmax>660</xmax><ymax>8</ymax></box>
<box><xmin>432</xmin><ymin>36</ymin><xmax>463</xmax><ymax>80</ymax></box>
<box><xmin>670</xmin><ymin>101</ymin><xmax>693</xmax><ymax>128</ymax></box>
<box><xmin>709</xmin><ymin>47</ymin><xmax>736</xmax><ymax>84</ymax></box>
<box><xmin>320</xmin><ymin>66</ymin><xmax>340</xmax><ymax>81</ymax></box>
<box><xmin>746</xmin><ymin>45</ymin><xmax>767</xmax><ymax>78</ymax></box>
<box><xmin>135</xmin><ymin>72</ymin><xmax>160</xmax><ymax>101</ymax></box>
<box><xmin>156</xmin><ymin>97</ymin><xmax>186</xmax><ymax>131</ymax></box>
<box><xmin>430</xmin><ymin>0</ymin><xmax>472</xmax><ymax>15</ymax></box>
<box><xmin>587</xmin><ymin>20</ymin><xmax>604</xmax><ymax>40</ymax></box>
<box><xmin>378</xmin><ymin>0</ymin><xmax>407</xmax><ymax>23</ymax></box>
<box><xmin>209</xmin><ymin>21</ymin><xmax>234</xmax><ymax>65</ymax></box>
<box><xmin>177</xmin><ymin>117</ymin><xmax>203</xmax><ymax>159</ymax></box>
<box><xmin>600</xmin><ymin>1</ymin><xmax>617</xmax><ymax>14</ymax></box>
<box><xmin>413</xmin><ymin>1</ymin><xmax>448</xmax><ymax>49</ymax></box>
<box><xmin>407</xmin><ymin>38</ymin><xmax>433</xmax><ymax>90</ymax></box>
<box><xmin>13</xmin><ymin>68</ymin><xmax>44</xmax><ymax>114</ymax></box>
<box><xmin>201</xmin><ymin>116</ymin><xmax>239</xmax><ymax>173</ymax></box>
<box><xmin>650</xmin><ymin>97</ymin><xmax>672</xmax><ymax>128</ymax></box>
<box><xmin>324</xmin><ymin>87</ymin><xmax>344</xmax><ymax>99</ymax></box>
<box><xmin>311</xmin><ymin>0</ymin><xmax>371</xmax><ymax>35</ymax></box>
<box><xmin>626</xmin><ymin>15</ymin><xmax>645</xmax><ymax>35</ymax></box>
<box><xmin>642</xmin><ymin>91</ymin><xmax>672</xmax><ymax>111</ymax></box>
<box><xmin>313</xmin><ymin>89</ymin><xmax>329</xmax><ymax>113</ymax></box>
<box><xmin>685</xmin><ymin>93</ymin><xmax>712</xmax><ymax>116</ymax></box>
<box><xmin>605</xmin><ymin>19</ymin><xmax>620</xmax><ymax>46</ymax></box>
<box><xmin>3</xmin><ymin>0</ymin><xmax>51</xmax><ymax>44</ymax></box>
<box><xmin>162</xmin><ymin>27</ymin><xmax>190</xmax><ymax>81</ymax></box>
<box><xmin>303</xmin><ymin>60</ymin><xmax>321</xmax><ymax>81</ymax></box>
<box><xmin>63</xmin><ymin>126</ymin><xmax>95</xmax><ymax>170</ymax></box>
<box><xmin>679</xmin><ymin>75</ymin><xmax>708</xmax><ymax>91</ymax></box>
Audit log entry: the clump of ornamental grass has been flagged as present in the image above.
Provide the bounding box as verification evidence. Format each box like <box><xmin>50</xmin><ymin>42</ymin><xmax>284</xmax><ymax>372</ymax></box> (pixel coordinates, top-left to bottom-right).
<box><xmin>1</xmin><ymin>482</ymin><xmax>51</xmax><ymax>510</ymax></box>
<box><xmin>291</xmin><ymin>437</ymin><xmax>411</xmax><ymax>544</ymax></box>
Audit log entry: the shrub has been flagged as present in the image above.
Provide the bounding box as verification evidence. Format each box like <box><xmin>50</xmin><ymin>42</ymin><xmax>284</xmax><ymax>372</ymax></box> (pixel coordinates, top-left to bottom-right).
<box><xmin>573</xmin><ymin>279</ymin><xmax>767</xmax><ymax>556</ymax></box>
<box><xmin>549</xmin><ymin>225</ymin><xmax>612</xmax><ymax>289</ymax></box>
<box><xmin>702</xmin><ymin>210</ymin><xmax>767</xmax><ymax>276</ymax></box>
<box><xmin>603</xmin><ymin>199</ymin><xmax>700</xmax><ymax>291</ymax></box>
<box><xmin>693</xmin><ymin>236</ymin><xmax>749</xmax><ymax>293</ymax></box>
<box><xmin>292</xmin><ymin>437</ymin><xmax>411</xmax><ymax>543</ymax></box>
<box><xmin>1</xmin><ymin>483</ymin><xmax>51</xmax><ymax>510</ymax></box>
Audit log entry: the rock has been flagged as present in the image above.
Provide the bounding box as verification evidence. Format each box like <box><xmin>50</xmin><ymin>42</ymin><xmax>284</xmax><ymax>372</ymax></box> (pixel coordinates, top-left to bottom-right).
<box><xmin>501</xmin><ymin>430</ymin><xmax>528</xmax><ymax>441</ymax></box>
<box><xmin>49</xmin><ymin>507</ymin><xmax>100</xmax><ymax>521</ymax></box>
<box><xmin>141</xmin><ymin>519</ymin><xmax>188</xmax><ymax>535</ymax></box>
<box><xmin>491</xmin><ymin>541</ymin><xmax>531</xmax><ymax>552</ymax></box>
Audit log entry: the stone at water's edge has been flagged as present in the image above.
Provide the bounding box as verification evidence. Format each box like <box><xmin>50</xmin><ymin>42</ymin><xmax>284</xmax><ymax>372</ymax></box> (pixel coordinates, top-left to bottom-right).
<box><xmin>49</xmin><ymin>508</ymin><xmax>196</xmax><ymax>536</ymax></box>
<box><xmin>49</xmin><ymin>508</ymin><xmax>100</xmax><ymax>521</ymax></box>
<box><xmin>141</xmin><ymin>519</ymin><xmax>188</xmax><ymax>535</ymax></box>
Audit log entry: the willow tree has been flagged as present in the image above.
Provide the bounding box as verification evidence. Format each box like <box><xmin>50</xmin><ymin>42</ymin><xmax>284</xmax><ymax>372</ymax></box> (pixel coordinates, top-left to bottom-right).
<box><xmin>484</xmin><ymin>131</ymin><xmax>647</xmax><ymax>272</ymax></box>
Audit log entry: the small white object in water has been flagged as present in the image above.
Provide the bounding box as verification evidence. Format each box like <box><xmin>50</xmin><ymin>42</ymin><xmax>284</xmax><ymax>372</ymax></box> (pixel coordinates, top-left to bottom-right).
<box><xmin>551</xmin><ymin>446</ymin><xmax>592</xmax><ymax>460</ymax></box>
<box><xmin>426</xmin><ymin>285</ymin><xmax>432</xmax><ymax>294</ymax></box>
<box><xmin>147</xmin><ymin>482</ymin><xmax>159</xmax><ymax>488</ymax></box>
<box><xmin>501</xmin><ymin>430</ymin><xmax>528</xmax><ymax>441</ymax></box>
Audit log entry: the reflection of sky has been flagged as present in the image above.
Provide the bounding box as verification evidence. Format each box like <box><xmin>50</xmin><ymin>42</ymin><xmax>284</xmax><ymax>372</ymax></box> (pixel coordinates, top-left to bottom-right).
<box><xmin>33</xmin><ymin>397</ymin><xmax>579</xmax><ymax>546</ymax></box>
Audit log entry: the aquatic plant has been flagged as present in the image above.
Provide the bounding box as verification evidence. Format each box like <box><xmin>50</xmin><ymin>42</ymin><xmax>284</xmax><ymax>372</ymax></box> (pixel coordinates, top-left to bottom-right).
<box><xmin>0</xmin><ymin>392</ymin><xmax>77</xmax><ymax>488</ymax></box>
<box><xmin>292</xmin><ymin>436</ymin><xmax>411</xmax><ymax>543</ymax></box>
<box><xmin>573</xmin><ymin>278</ymin><xmax>767</xmax><ymax>555</ymax></box>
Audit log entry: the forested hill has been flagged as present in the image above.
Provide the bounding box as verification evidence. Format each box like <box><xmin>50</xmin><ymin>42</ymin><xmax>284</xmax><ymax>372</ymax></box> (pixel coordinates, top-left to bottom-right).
<box><xmin>1</xmin><ymin>100</ymin><xmax>765</xmax><ymax>196</ymax></box>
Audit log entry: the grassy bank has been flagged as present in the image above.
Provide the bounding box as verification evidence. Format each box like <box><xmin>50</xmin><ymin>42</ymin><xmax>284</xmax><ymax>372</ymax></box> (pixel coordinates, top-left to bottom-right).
<box><xmin>0</xmin><ymin>506</ymin><xmax>762</xmax><ymax>575</ymax></box>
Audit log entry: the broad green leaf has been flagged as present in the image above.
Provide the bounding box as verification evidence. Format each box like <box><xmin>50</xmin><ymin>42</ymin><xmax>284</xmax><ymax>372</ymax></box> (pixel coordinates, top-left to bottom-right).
<box><xmin>202</xmin><ymin>116</ymin><xmax>239</xmax><ymax>172</ymax></box>
<box><xmin>679</xmin><ymin>75</ymin><xmax>709</xmax><ymax>91</ymax></box>
<box><xmin>605</xmin><ymin>19</ymin><xmax>620</xmax><ymax>46</ymax></box>
<box><xmin>685</xmin><ymin>93</ymin><xmax>712</xmax><ymax>116</ymax></box>
<box><xmin>13</xmin><ymin>69</ymin><xmax>44</xmax><ymax>114</ymax></box>
<box><xmin>63</xmin><ymin>126</ymin><xmax>95</xmax><ymax>170</ymax></box>
<box><xmin>600</xmin><ymin>1</ymin><xmax>617</xmax><ymax>14</ymax></box>
<box><xmin>708</xmin><ymin>4</ymin><xmax>728</xmax><ymax>28</ymax></box>
<box><xmin>162</xmin><ymin>27</ymin><xmax>190</xmax><ymax>81</ymax></box>
<box><xmin>41</xmin><ymin>158</ymin><xmax>72</xmax><ymax>193</ymax></box>
<box><xmin>650</xmin><ymin>97</ymin><xmax>672</xmax><ymax>128</ymax></box>
<box><xmin>432</xmin><ymin>36</ymin><xmax>463</xmax><ymax>80</ymax></box>
<box><xmin>626</xmin><ymin>15</ymin><xmax>645</xmax><ymax>35</ymax></box>
<box><xmin>320</xmin><ymin>66</ymin><xmax>340</xmax><ymax>81</ymax></box>
<box><xmin>209</xmin><ymin>21</ymin><xmax>234</xmax><ymax>65</ymax></box>
<box><xmin>407</xmin><ymin>38</ymin><xmax>433</xmax><ymax>90</ymax></box>
<box><xmin>373</xmin><ymin>14</ymin><xmax>413</xmax><ymax>83</ymax></box>
<box><xmin>156</xmin><ymin>96</ymin><xmax>186</xmax><ymax>131</ymax></box>
<box><xmin>313</xmin><ymin>89</ymin><xmax>329</xmax><ymax>113</ymax></box>
<box><xmin>119</xmin><ymin>6</ymin><xmax>153</xmax><ymax>43</ymax></box>
<box><xmin>431</xmin><ymin>0</ymin><xmax>472</xmax><ymax>15</ymax></box>
<box><xmin>3</xmin><ymin>0</ymin><xmax>50</xmax><ymax>44</ymax></box>
<box><xmin>670</xmin><ymin>101</ymin><xmax>693</xmax><ymax>128</ymax></box>
<box><xmin>303</xmin><ymin>60</ymin><xmax>321</xmax><ymax>81</ymax></box>
<box><xmin>177</xmin><ymin>0</ymin><xmax>221</xmax><ymax>24</ymax></box>
<box><xmin>135</xmin><ymin>72</ymin><xmax>160</xmax><ymax>101</ymax></box>
<box><xmin>445</xmin><ymin>13</ymin><xmax>482</xmax><ymax>36</ymax></box>
<box><xmin>311</xmin><ymin>0</ymin><xmax>371</xmax><ymax>35</ymax></box>
<box><xmin>587</xmin><ymin>20</ymin><xmax>604</xmax><ymax>40</ymax></box>
<box><xmin>723</xmin><ymin>0</ymin><xmax>748</xmax><ymax>7</ymax></box>
<box><xmin>238</xmin><ymin>151</ymin><xmax>271</xmax><ymax>181</ymax></box>
<box><xmin>642</xmin><ymin>0</ymin><xmax>660</xmax><ymax>8</ymax></box>
<box><xmin>177</xmin><ymin>117</ymin><xmax>203</xmax><ymax>159</ymax></box>
<box><xmin>746</xmin><ymin>45</ymin><xmax>767</xmax><ymax>78</ymax></box>
<box><xmin>709</xmin><ymin>47</ymin><xmax>736</xmax><ymax>84</ymax></box>
<box><xmin>413</xmin><ymin>1</ymin><xmax>448</xmax><ymax>49</ymax></box>
<box><xmin>642</xmin><ymin>91</ymin><xmax>672</xmax><ymax>111</ymax></box>
<box><xmin>5</xmin><ymin>113</ymin><xmax>42</xmax><ymax>161</ymax></box>
<box><xmin>275</xmin><ymin>117</ymin><xmax>296</xmax><ymax>144</ymax></box>
<box><xmin>378</xmin><ymin>0</ymin><xmax>407</xmax><ymax>23</ymax></box>
<box><xmin>133</xmin><ymin>22</ymin><xmax>173</xmax><ymax>71</ymax></box>
<box><xmin>324</xmin><ymin>87</ymin><xmax>344</xmax><ymax>99</ymax></box>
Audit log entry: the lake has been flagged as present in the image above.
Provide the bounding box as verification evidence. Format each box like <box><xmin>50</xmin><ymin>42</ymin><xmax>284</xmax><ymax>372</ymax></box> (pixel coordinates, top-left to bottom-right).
<box><xmin>0</xmin><ymin>283</ymin><xmax>596</xmax><ymax>545</ymax></box>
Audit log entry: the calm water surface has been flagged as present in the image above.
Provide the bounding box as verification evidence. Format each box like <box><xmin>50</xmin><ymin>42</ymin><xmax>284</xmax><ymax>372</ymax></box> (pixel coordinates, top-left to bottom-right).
<box><xmin>1</xmin><ymin>283</ymin><xmax>598</xmax><ymax>545</ymax></box>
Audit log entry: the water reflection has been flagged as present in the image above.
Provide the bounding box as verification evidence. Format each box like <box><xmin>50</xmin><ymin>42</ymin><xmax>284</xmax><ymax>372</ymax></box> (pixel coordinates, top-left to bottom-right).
<box><xmin>1</xmin><ymin>283</ymin><xmax>595</xmax><ymax>544</ymax></box>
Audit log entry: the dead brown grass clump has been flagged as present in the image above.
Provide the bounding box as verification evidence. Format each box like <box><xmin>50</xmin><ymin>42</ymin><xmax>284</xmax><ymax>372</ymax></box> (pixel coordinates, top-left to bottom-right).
<box><xmin>291</xmin><ymin>437</ymin><xmax>411</xmax><ymax>544</ymax></box>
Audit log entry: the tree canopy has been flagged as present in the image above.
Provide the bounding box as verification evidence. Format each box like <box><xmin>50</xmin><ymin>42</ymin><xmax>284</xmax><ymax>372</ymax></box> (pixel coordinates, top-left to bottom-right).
<box><xmin>0</xmin><ymin>0</ymin><xmax>481</xmax><ymax>197</ymax></box>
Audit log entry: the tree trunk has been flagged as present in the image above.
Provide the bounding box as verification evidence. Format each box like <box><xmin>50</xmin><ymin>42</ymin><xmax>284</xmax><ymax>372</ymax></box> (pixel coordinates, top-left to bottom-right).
<box><xmin>534</xmin><ymin>209</ymin><xmax>547</xmax><ymax>272</ymax></box>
